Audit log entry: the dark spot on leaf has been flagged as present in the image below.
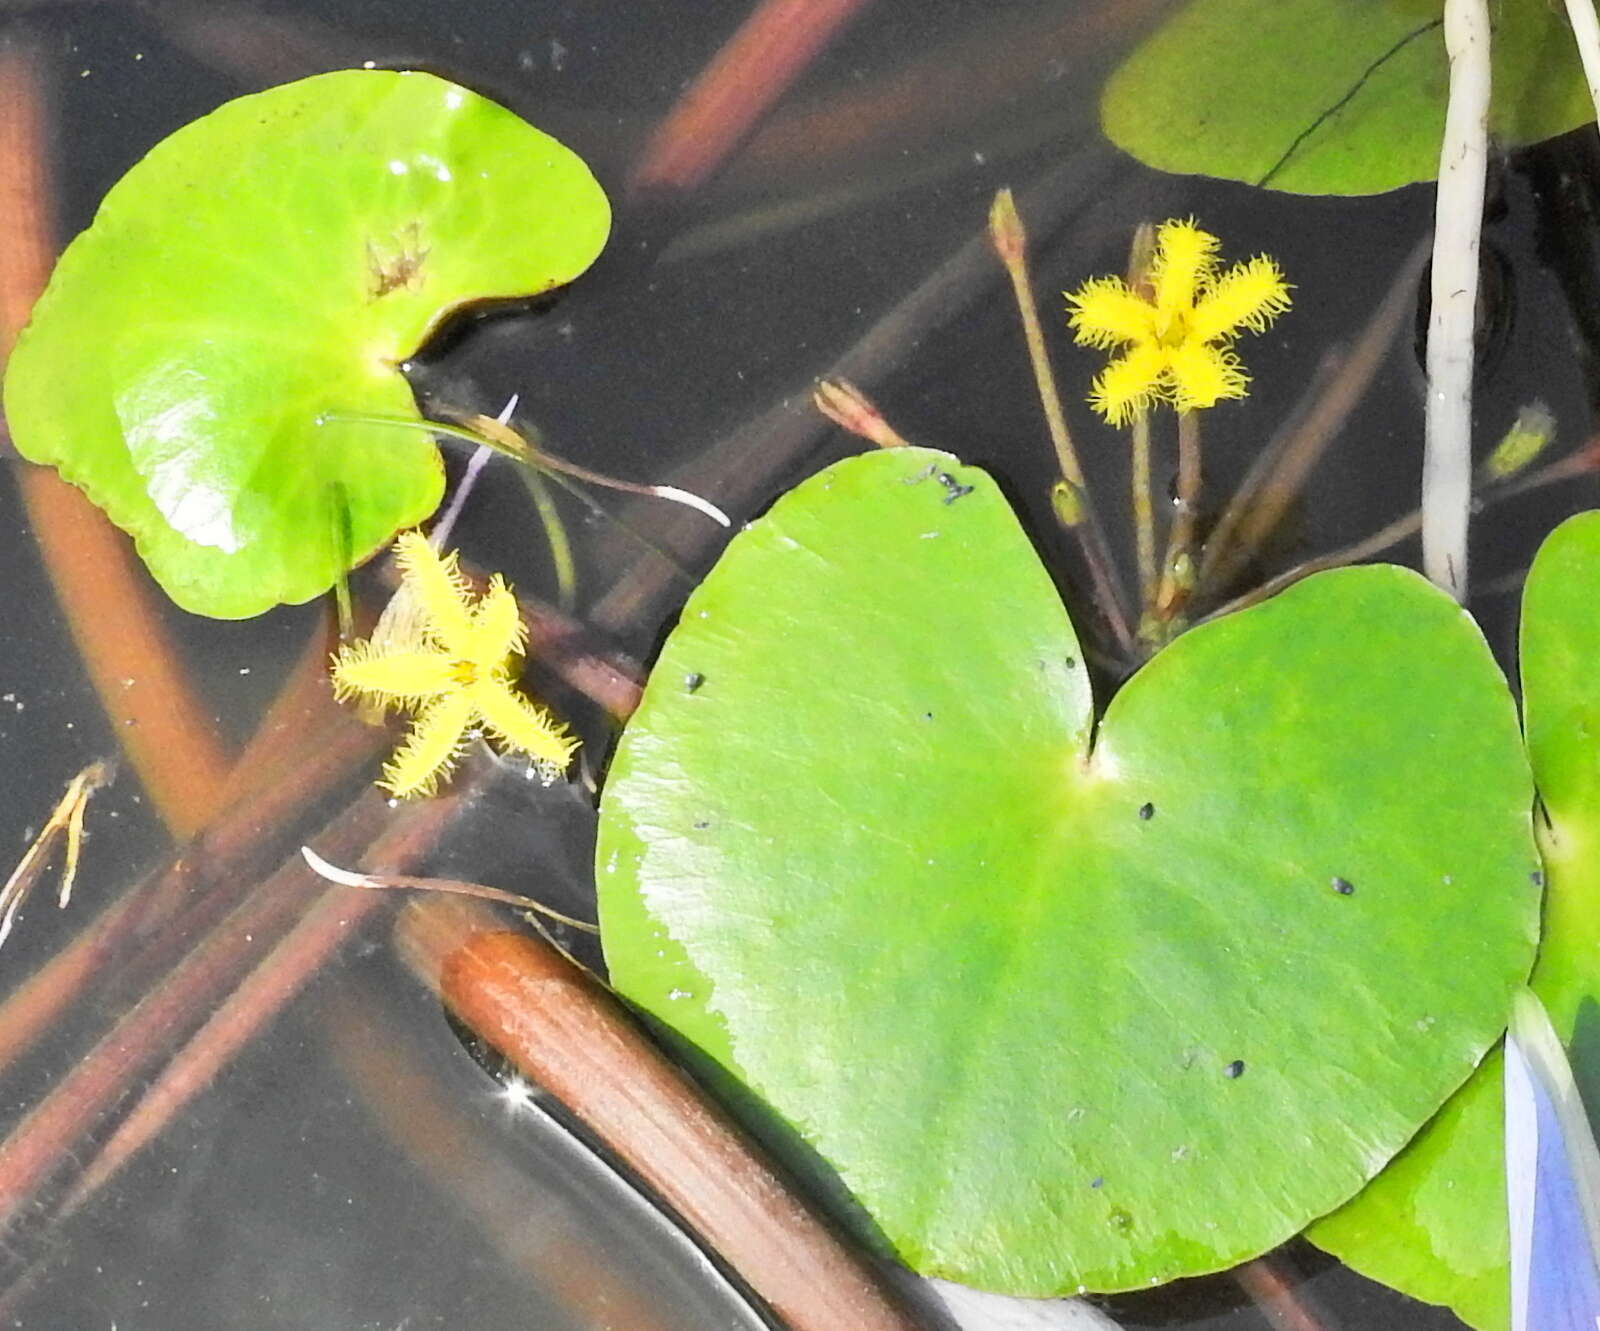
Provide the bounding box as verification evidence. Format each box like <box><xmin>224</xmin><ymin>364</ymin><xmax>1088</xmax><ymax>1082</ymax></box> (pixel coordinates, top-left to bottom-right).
<box><xmin>1531</xmin><ymin>868</ymin><xmax>1545</xmax><ymax>887</ymax></box>
<box><xmin>1224</xmin><ymin>1059</ymin><xmax>1246</xmax><ymax>1079</ymax></box>
<box><xmin>366</xmin><ymin>222</ymin><xmax>428</xmax><ymax>299</ymax></box>
<box><xmin>684</xmin><ymin>672</ymin><xmax>705</xmax><ymax>692</ymax></box>
<box><xmin>1064</xmin><ymin>655</ymin><xmax>1077</xmax><ymax>669</ymax></box>
<box><xmin>693</xmin><ymin>819</ymin><xmax>710</xmax><ymax>830</ymax></box>
<box><xmin>1090</xmin><ymin>1176</ymin><xmax>1104</xmax><ymax>1189</ymax></box>
<box><xmin>1331</xmin><ymin>876</ymin><xmax>1355</xmax><ymax>896</ymax></box>
<box><xmin>1138</xmin><ymin>802</ymin><xmax>1155</xmax><ymax>821</ymax></box>
<box><xmin>935</xmin><ymin>471</ymin><xmax>974</xmax><ymax>504</ymax></box>
<box><xmin>922</xmin><ymin>711</ymin><xmax>934</xmax><ymax>721</ymax></box>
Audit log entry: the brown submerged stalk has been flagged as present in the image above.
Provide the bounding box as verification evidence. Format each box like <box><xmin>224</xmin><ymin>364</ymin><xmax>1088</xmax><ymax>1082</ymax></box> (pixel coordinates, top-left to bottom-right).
<box><xmin>0</xmin><ymin>618</ymin><xmax>379</xmax><ymax>1078</ymax></box>
<box><xmin>0</xmin><ymin>40</ymin><xmax>230</xmax><ymax>838</ymax></box>
<box><xmin>991</xmin><ymin>188</ymin><xmax>1134</xmax><ymax>654</ymax></box>
<box><xmin>399</xmin><ymin>896</ymin><xmax>922</xmax><ymax>1331</ymax></box>
<box><xmin>1204</xmin><ymin>432</ymin><xmax>1600</xmax><ymax>622</ymax></box>
<box><xmin>0</xmin><ymin>792</ymin><xmax>398</xmax><ymax>1236</ymax></box>
<box><xmin>56</xmin><ymin>791</ymin><xmax>463</xmax><ymax>1216</ymax></box>
<box><xmin>592</xmin><ymin>144</ymin><xmax>1131</xmax><ymax>634</ymax></box>
<box><xmin>1232</xmin><ymin>1253</ymin><xmax>1337</xmax><ymax>1331</ymax></box>
<box><xmin>320</xmin><ymin>980</ymin><xmax>687</xmax><ymax>1331</ymax></box>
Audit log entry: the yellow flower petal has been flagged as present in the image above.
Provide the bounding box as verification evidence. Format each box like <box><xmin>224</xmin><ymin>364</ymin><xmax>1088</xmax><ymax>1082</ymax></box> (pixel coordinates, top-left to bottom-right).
<box><xmin>1064</xmin><ymin>276</ymin><xmax>1156</xmax><ymax>350</ymax></box>
<box><xmin>1088</xmin><ymin>342</ymin><xmax>1168</xmax><ymax>426</ymax></box>
<box><xmin>379</xmin><ymin>691</ymin><xmax>473</xmax><ymax>796</ymax></box>
<box><xmin>1188</xmin><ymin>256</ymin><xmax>1292</xmax><ymax>343</ymax></box>
<box><xmin>393</xmin><ymin>530</ymin><xmax>475</xmax><ymax>648</ymax></box>
<box><xmin>332</xmin><ymin>531</ymin><xmax>582</xmax><ymax>800</ymax></box>
<box><xmin>1150</xmin><ymin>218</ymin><xmax>1220</xmax><ymax>316</ymax></box>
<box><xmin>470</xmin><ymin>675</ymin><xmax>578</xmax><ymax>773</ymax></box>
<box><xmin>464</xmin><ymin>575</ymin><xmax>527</xmax><ymax>666</ymax></box>
<box><xmin>380</xmin><ymin>690</ymin><xmax>476</xmax><ymax>798</ymax></box>
<box><xmin>330</xmin><ymin>642</ymin><xmax>456</xmax><ymax>706</ymax></box>
<box><xmin>1166</xmin><ymin>341</ymin><xmax>1248</xmax><ymax>412</ymax></box>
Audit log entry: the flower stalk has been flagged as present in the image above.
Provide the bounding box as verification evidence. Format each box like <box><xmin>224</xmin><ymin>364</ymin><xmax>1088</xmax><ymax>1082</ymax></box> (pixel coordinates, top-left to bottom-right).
<box><xmin>990</xmin><ymin>188</ymin><xmax>1133</xmax><ymax>654</ymax></box>
<box><xmin>1065</xmin><ymin>217</ymin><xmax>1289</xmax><ymax>644</ymax></box>
<box><xmin>1154</xmin><ymin>408</ymin><xmax>1203</xmax><ymax>630</ymax></box>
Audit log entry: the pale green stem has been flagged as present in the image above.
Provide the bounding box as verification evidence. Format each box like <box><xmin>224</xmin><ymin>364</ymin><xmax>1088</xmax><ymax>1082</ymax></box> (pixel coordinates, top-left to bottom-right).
<box><xmin>1155</xmin><ymin>410</ymin><xmax>1202</xmax><ymax>622</ymax></box>
<box><xmin>1129</xmin><ymin>408</ymin><xmax>1157</xmax><ymax>612</ymax></box>
<box><xmin>519</xmin><ymin>466</ymin><xmax>579</xmax><ymax>612</ymax></box>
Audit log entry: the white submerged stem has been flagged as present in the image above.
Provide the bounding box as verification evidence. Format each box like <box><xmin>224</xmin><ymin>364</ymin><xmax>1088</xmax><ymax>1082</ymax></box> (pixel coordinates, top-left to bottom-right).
<box><xmin>1423</xmin><ymin>0</ymin><xmax>1491</xmax><ymax>601</ymax></box>
<box><xmin>1566</xmin><ymin>0</ymin><xmax>1600</xmax><ymax>120</ymax></box>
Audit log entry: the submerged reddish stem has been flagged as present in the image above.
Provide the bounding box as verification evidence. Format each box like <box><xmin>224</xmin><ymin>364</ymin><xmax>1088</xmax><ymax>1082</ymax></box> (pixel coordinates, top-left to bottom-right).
<box><xmin>627</xmin><ymin>0</ymin><xmax>875</xmax><ymax>197</ymax></box>
<box><xmin>403</xmin><ymin>899</ymin><xmax>922</xmax><ymax>1331</ymax></box>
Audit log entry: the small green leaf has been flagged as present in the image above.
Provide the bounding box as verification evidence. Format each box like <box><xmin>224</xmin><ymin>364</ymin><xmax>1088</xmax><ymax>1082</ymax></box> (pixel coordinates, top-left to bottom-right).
<box><xmin>596</xmin><ymin>446</ymin><xmax>1539</xmax><ymax>1294</ymax></box>
<box><xmin>1101</xmin><ymin>0</ymin><xmax>1593</xmax><ymax>196</ymax></box>
<box><xmin>1313</xmin><ymin>511</ymin><xmax>1600</xmax><ymax>1330</ymax></box>
<box><xmin>2</xmin><ymin>69</ymin><xmax>610</xmax><ymax>618</ymax></box>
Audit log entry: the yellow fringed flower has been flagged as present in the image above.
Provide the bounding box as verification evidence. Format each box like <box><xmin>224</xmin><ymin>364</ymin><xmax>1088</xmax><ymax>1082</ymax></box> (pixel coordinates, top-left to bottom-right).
<box><xmin>330</xmin><ymin>531</ymin><xmax>577</xmax><ymax>798</ymax></box>
<box><xmin>1064</xmin><ymin>218</ymin><xmax>1291</xmax><ymax>426</ymax></box>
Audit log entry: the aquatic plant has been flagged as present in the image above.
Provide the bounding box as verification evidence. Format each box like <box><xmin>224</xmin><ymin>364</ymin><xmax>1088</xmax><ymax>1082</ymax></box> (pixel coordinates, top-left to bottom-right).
<box><xmin>330</xmin><ymin>531</ymin><xmax>575</xmax><ymax>798</ymax></box>
<box><xmin>594</xmin><ymin>442</ymin><xmax>1539</xmax><ymax>1295</ymax></box>
<box><xmin>1</xmin><ymin>69</ymin><xmax>611</xmax><ymax>618</ymax></box>
<box><xmin>1064</xmin><ymin>218</ymin><xmax>1290</xmax><ymax>424</ymax></box>
<box><xmin>1100</xmin><ymin>0</ymin><xmax>1595</xmax><ymax>196</ymax></box>
<box><xmin>9</xmin><ymin>25</ymin><xmax>1600</xmax><ymax>1324</ymax></box>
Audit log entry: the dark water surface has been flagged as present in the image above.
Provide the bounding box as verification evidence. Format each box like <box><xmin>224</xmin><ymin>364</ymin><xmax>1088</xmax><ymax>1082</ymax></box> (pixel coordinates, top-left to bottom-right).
<box><xmin>0</xmin><ymin>2</ymin><xmax>1594</xmax><ymax>1328</ymax></box>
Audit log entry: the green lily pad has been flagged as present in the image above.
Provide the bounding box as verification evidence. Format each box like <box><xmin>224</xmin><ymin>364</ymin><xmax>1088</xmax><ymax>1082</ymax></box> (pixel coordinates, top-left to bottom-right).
<box><xmin>596</xmin><ymin>446</ymin><xmax>1539</xmax><ymax>1294</ymax></box>
<box><xmin>1312</xmin><ymin>511</ymin><xmax>1600</xmax><ymax>1330</ymax></box>
<box><xmin>1101</xmin><ymin>0</ymin><xmax>1594</xmax><ymax>196</ymax></box>
<box><xmin>2</xmin><ymin>69</ymin><xmax>610</xmax><ymax>618</ymax></box>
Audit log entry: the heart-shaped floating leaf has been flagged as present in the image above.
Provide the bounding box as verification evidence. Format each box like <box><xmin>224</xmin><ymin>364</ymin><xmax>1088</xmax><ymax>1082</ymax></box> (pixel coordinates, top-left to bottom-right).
<box><xmin>2</xmin><ymin>69</ymin><xmax>610</xmax><ymax>618</ymax></box>
<box><xmin>1101</xmin><ymin>0</ymin><xmax>1593</xmax><ymax>196</ymax></box>
<box><xmin>596</xmin><ymin>446</ymin><xmax>1539</xmax><ymax>1294</ymax></box>
<box><xmin>1313</xmin><ymin>511</ymin><xmax>1600</xmax><ymax>1330</ymax></box>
